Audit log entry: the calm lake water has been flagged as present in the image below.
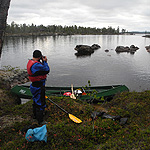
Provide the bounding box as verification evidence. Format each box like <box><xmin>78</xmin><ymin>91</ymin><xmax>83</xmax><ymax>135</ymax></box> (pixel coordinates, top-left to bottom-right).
<box><xmin>1</xmin><ymin>34</ymin><xmax>150</xmax><ymax>92</ymax></box>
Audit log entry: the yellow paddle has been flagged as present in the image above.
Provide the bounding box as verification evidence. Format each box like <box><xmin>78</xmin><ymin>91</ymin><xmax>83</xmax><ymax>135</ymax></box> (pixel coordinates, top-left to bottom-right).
<box><xmin>45</xmin><ymin>96</ymin><xmax>82</xmax><ymax>123</ymax></box>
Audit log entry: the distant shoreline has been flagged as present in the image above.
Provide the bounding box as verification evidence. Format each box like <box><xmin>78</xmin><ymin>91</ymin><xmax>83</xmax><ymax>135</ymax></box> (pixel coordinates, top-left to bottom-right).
<box><xmin>4</xmin><ymin>33</ymin><xmax>121</xmax><ymax>37</ymax></box>
<box><xmin>4</xmin><ymin>32</ymin><xmax>149</xmax><ymax>38</ymax></box>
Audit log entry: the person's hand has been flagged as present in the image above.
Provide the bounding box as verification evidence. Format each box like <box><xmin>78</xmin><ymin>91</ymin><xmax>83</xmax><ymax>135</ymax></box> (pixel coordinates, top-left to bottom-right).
<box><xmin>42</xmin><ymin>56</ymin><xmax>47</xmax><ymax>62</ymax></box>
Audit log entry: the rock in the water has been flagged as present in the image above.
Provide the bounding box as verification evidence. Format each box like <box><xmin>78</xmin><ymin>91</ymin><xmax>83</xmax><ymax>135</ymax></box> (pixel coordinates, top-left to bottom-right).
<box><xmin>115</xmin><ymin>45</ymin><xmax>139</xmax><ymax>53</ymax></box>
<box><xmin>105</xmin><ymin>49</ymin><xmax>109</xmax><ymax>52</ymax></box>
<box><xmin>74</xmin><ymin>44</ymin><xmax>100</xmax><ymax>55</ymax></box>
<box><xmin>145</xmin><ymin>45</ymin><xmax>150</xmax><ymax>52</ymax></box>
<box><xmin>91</xmin><ymin>44</ymin><xmax>101</xmax><ymax>50</ymax></box>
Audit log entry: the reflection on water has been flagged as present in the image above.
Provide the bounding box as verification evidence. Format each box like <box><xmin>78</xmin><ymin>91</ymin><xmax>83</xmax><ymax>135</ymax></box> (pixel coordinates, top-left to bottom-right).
<box><xmin>1</xmin><ymin>35</ymin><xmax>150</xmax><ymax>92</ymax></box>
<box><xmin>75</xmin><ymin>52</ymin><xmax>93</xmax><ymax>58</ymax></box>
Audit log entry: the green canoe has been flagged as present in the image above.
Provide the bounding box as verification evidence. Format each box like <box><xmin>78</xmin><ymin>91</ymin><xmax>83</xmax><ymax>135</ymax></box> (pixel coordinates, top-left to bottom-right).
<box><xmin>11</xmin><ymin>84</ymin><xmax>129</xmax><ymax>102</ymax></box>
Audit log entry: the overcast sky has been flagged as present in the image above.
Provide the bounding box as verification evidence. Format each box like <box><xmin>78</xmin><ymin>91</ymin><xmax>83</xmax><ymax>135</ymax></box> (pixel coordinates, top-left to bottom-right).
<box><xmin>7</xmin><ymin>0</ymin><xmax>150</xmax><ymax>32</ymax></box>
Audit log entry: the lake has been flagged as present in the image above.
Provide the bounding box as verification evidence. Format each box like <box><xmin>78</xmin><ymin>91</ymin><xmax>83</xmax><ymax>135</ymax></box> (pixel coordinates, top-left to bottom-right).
<box><xmin>1</xmin><ymin>34</ymin><xmax>150</xmax><ymax>92</ymax></box>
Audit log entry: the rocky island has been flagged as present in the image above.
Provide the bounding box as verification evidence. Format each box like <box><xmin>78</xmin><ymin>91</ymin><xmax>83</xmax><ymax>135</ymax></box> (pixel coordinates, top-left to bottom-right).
<box><xmin>115</xmin><ymin>45</ymin><xmax>139</xmax><ymax>53</ymax></box>
<box><xmin>74</xmin><ymin>44</ymin><xmax>100</xmax><ymax>55</ymax></box>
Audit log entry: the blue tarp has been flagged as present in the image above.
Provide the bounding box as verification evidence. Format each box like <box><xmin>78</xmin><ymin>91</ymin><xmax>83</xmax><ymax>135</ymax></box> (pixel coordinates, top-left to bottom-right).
<box><xmin>25</xmin><ymin>124</ymin><xmax>47</xmax><ymax>142</ymax></box>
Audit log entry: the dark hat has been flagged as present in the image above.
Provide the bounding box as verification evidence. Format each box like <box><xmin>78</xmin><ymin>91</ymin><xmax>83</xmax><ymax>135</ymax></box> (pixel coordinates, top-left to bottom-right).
<box><xmin>33</xmin><ymin>50</ymin><xmax>42</xmax><ymax>58</ymax></box>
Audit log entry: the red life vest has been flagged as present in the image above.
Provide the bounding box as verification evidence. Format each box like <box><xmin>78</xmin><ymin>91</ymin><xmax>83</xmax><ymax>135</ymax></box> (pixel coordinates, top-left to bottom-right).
<box><xmin>27</xmin><ymin>60</ymin><xmax>47</xmax><ymax>82</ymax></box>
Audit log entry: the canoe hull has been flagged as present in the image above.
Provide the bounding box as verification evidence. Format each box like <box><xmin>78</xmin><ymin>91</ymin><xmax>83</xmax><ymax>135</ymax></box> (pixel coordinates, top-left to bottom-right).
<box><xmin>11</xmin><ymin>84</ymin><xmax>129</xmax><ymax>102</ymax></box>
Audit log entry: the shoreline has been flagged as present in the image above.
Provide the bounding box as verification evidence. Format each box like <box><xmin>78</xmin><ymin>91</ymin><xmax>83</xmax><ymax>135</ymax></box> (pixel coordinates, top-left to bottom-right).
<box><xmin>0</xmin><ymin>83</ymin><xmax>150</xmax><ymax>149</ymax></box>
<box><xmin>0</xmin><ymin>67</ymin><xmax>29</xmax><ymax>89</ymax></box>
<box><xmin>4</xmin><ymin>32</ymin><xmax>126</xmax><ymax>38</ymax></box>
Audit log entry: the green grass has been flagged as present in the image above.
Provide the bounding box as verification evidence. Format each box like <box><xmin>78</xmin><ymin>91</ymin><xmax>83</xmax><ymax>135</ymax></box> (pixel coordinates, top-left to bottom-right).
<box><xmin>0</xmin><ymin>89</ymin><xmax>150</xmax><ymax>150</ymax></box>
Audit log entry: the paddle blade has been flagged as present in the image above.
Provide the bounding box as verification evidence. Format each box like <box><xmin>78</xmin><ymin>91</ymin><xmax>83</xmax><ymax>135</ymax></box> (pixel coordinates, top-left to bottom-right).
<box><xmin>69</xmin><ymin>114</ymin><xmax>82</xmax><ymax>123</ymax></box>
<box><xmin>70</xmin><ymin>94</ymin><xmax>76</xmax><ymax>99</ymax></box>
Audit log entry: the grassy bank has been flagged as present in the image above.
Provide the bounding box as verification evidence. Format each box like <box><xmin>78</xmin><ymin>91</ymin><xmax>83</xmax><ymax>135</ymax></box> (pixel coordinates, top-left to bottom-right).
<box><xmin>0</xmin><ymin>87</ymin><xmax>150</xmax><ymax>150</ymax></box>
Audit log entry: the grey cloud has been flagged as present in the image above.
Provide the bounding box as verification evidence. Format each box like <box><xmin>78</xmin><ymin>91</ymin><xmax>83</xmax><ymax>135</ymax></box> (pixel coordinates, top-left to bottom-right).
<box><xmin>7</xmin><ymin>0</ymin><xmax>150</xmax><ymax>31</ymax></box>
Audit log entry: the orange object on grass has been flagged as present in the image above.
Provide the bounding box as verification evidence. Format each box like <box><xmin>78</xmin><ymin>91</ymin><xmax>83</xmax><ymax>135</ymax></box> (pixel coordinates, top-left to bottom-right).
<box><xmin>82</xmin><ymin>92</ymin><xmax>87</xmax><ymax>95</ymax></box>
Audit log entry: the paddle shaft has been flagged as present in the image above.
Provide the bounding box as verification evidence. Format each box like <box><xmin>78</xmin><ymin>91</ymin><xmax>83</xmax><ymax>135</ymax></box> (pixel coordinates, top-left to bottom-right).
<box><xmin>46</xmin><ymin>97</ymin><xmax>68</xmax><ymax>114</ymax></box>
<box><xmin>70</xmin><ymin>84</ymin><xmax>76</xmax><ymax>99</ymax></box>
<box><xmin>46</xmin><ymin>96</ymin><xmax>82</xmax><ymax>123</ymax></box>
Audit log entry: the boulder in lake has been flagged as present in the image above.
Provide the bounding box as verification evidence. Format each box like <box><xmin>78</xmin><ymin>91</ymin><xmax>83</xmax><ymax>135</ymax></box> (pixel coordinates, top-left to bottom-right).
<box><xmin>91</xmin><ymin>44</ymin><xmax>101</xmax><ymax>50</ymax></box>
<box><xmin>105</xmin><ymin>49</ymin><xmax>109</xmax><ymax>52</ymax></box>
<box><xmin>74</xmin><ymin>44</ymin><xmax>100</xmax><ymax>55</ymax></box>
<box><xmin>115</xmin><ymin>46</ymin><xmax>130</xmax><ymax>52</ymax></box>
<box><xmin>130</xmin><ymin>45</ymin><xmax>139</xmax><ymax>51</ymax></box>
<box><xmin>145</xmin><ymin>45</ymin><xmax>150</xmax><ymax>52</ymax></box>
<box><xmin>142</xmin><ymin>35</ymin><xmax>150</xmax><ymax>38</ymax></box>
<box><xmin>115</xmin><ymin>45</ymin><xmax>139</xmax><ymax>53</ymax></box>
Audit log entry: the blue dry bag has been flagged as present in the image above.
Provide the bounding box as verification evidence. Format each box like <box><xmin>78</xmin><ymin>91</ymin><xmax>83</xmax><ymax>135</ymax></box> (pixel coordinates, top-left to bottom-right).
<box><xmin>25</xmin><ymin>124</ymin><xmax>47</xmax><ymax>142</ymax></box>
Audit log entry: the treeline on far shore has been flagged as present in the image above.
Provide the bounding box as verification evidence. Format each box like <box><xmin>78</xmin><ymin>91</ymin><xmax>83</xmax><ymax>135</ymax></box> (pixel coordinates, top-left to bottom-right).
<box><xmin>5</xmin><ymin>21</ymin><xmax>127</xmax><ymax>37</ymax></box>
